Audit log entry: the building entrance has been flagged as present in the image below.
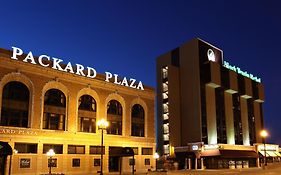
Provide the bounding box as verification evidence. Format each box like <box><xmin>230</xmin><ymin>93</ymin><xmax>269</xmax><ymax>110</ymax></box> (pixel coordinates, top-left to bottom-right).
<box><xmin>0</xmin><ymin>156</ymin><xmax>6</xmax><ymax>175</ymax></box>
<box><xmin>0</xmin><ymin>141</ymin><xmax>13</xmax><ymax>175</ymax></box>
<box><xmin>109</xmin><ymin>146</ymin><xmax>135</xmax><ymax>173</ymax></box>
<box><xmin>109</xmin><ymin>156</ymin><xmax>120</xmax><ymax>172</ymax></box>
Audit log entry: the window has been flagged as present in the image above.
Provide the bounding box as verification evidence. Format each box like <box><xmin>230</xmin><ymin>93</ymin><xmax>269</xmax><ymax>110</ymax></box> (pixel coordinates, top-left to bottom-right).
<box><xmin>43</xmin><ymin>144</ymin><xmax>63</xmax><ymax>154</ymax></box>
<box><xmin>145</xmin><ymin>158</ymin><xmax>150</xmax><ymax>165</ymax></box>
<box><xmin>15</xmin><ymin>143</ymin><xmax>37</xmax><ymax>154</ymax></box>
<box><xmin>142</xmin><ymin>148</ymin><xmax>153</xmax><ymax>155</ymax></box>
<box><xmin>48</xmin><ymin>158</ymin><xmax>57</xmax><ymax>168</ymax></box>
<box><xmin>1</xmin><ymin>81</ymin><xmax>30</xmax><ymax>128</ymax></box>
<box><xmin>90</xmin><ymin>146</ymin><xmax>105</xmax><ymax>154</ymax></box>
<box><xmin>107</xmin><ymin>100</ymin><xmax>122</xmax><ymax>135</ymax></box>
<box><xmin>68</xmin><ymin>145</ymin><xmax>85</xmax><ymax>154</ymax></box>
<box><xmin>78</xmin><ymin>95</ymin><xmax>96</xmax><ymax>133</ymax></box>
<box><xmin>43</xmin><ymin>89</ymin><xmax>66</xmax><ymax>130</ymax></box>
<box><xmin>94</xmin><ymin>159</ymin><xmax>100</xmax><ymax>166</ymax></box>
<box><xmin>164</xmin><ymin>144</ymin><xmax>169</xmax><ymax>155</ymax></box>
<box><xmin>129</xmin><ymin>158</ymin><xmax>135</xmax><ymax>165</ymax></box>
<box><xmin>132</xmin><ymin>147</ymin><xmax>138</xmax><ymax>155</ymax></box>
<box><xmin>131</xmin><ymin>104</ymin><xmax>145</xmax><ymax>137</ymax></box>
<box><xmin>72</xmin><ymin>158</ymin><xmax>80</xmax><ymax>167</ymax></box>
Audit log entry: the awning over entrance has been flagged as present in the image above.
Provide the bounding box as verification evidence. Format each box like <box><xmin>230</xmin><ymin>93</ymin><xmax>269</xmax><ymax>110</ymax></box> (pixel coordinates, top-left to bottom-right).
<box><xmin>259</xmin><ymin>151</ymin><xmax>281</xmax><ymax>157</ymax></box>
<box><xmin>0</xmin><ymin>141</ymin><xmax>12</xmax><ymax>156</ymax></box>
<box><xmin>219</xmin><ymin>150</ymin><xmax>258</xmax><ymax>159</ymax></box>
<box><xmin>109</xmin><ymin>147</ymin><xmax>134</xmax><ymax>157</ymax></box>
<box><xmin>200</xmin><ymin>149</ymin><xmax>220</xmax><ymax>157</ymax></box>
<box><xmin>201</xmin><ymin>150</ymin><xmax>258</xmax><ymax>158</ymax></box>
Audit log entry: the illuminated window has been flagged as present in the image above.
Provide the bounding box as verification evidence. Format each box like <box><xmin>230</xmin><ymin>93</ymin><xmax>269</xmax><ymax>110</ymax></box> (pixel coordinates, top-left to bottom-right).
<box><xmin>43</xmin><ymin>144</ymin><xmax>63</xmax><ymax>154</ymax></box>
<box><xmin>131</xmin><ymin>104</ymin><xmax>145</xmax><ymax>137</ymax></box>
<box><xmin>163</xmin><ymin>113</ymin><xmax>169</xmax><ymax>120</ymax></box>
<box><xmin>43</xmin><ymin>89</ymin><xmax>66</xmax><ymax>130</ymax></box>
<box><xmin>15</xmin><ymin>143</ymin><xmax>37</xmax><ymax>154</ymax></box>
<box><xmin>163</xmin><ymin>124</ymin><xmax>169</xmax><ymax>134</ymax></box>
<box><xmin>94</xmin><ymin>159</ymin><xmax>100</xmax><ymax>166</ymax></box>
<box><xmin>163</xmin><ymin>134</ymin><xmax>169</xmax><ymax>141</ymax></box>
<box><xmin>1</xmin><ymin>81</ymin><xmax>29</xmax><ymax>128</ymax></box>
<box><xmin>144</xmin><ymin>159</ymin><xmax>150</xmax><ymax>165</ymax></box>
<box><xmin>78</xmin><ymin>95</ymin><xmax>96</xmax><ymax>133</ymax></box>
<box><xmin>142</xmin><ymin>148</ymin><xmax>153</xmax><ymax>155</ymax></box>
<box><xmin>164</xmin><ymin>144</ymin><xmax>169</xmax><ymax>154</ymax></box>
<box><xmin>162</xmin><ymin>66</ymin><xmax>168</xmax><ymax>79</ymax></box>
<box><xmin>90</xmin><ymin>146</ymin><xmax>105</xmax><ymax>154</ymax></box>
<box><xmin>162</xmin><ymin>92</ymin><xmax>168</xmax><ymax>99</ymax></box>
<box><xmin>107</xmin><ymin>100</ymin><xmax>122</xmax><ymax>135</ymax></box>
<box><xmin>72</xmin><ymin>158</ymin><xmax>80</xmax><ymax>167</ymax></box>
<box><xmin>162</xmin><ymin>83</ymin><xmax>168</xmax><ymax>92</ymax></box>
<box><xmin>132</xmin><ymin>147</ymin><xmax>138</xmax><ymax>155</ymax></box>
<box><xmin>68</xmin><ymin>145</ymin><xmax>85</xmax><ymax>154</ymax></box>
<box><xmin>163</xmin><ymin>104</ymin><xmax>169</xmax><ymax>113</ymax></box>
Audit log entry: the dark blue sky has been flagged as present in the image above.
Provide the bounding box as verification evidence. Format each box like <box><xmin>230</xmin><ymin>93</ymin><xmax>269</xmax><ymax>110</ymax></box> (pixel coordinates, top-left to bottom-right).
<box><xmin>1</xmin><ymin>0</ymin><xmax>281</xmax><ymax>144</ymax></box>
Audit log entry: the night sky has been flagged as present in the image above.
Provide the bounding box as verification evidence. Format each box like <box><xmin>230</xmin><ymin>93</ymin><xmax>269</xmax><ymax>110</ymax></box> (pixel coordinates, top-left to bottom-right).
<box><xmin>1</xmin><ymin>1</ymin><xmax>280</xmax><ymax>145</ymax></box>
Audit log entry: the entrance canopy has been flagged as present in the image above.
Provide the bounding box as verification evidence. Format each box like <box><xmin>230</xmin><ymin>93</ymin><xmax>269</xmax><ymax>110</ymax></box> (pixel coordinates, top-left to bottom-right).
<box><xmin>0</xmin><ymin>141</ymin><xmax>12</xmax><ymax>156</ymax></box>
<box><xmin>259</xmin><ymin>150</ymin><xmax>281</xmax><ymax>157</ymax></box>
<box><xmin>201</xmin><ymin>150</ymin><xmax>258</xmax><ymax>158</ymax></box>
<box><xmin>109</xmin><ymin>147</ymin><xmax>134</xmax><ymax>157</ymax></box>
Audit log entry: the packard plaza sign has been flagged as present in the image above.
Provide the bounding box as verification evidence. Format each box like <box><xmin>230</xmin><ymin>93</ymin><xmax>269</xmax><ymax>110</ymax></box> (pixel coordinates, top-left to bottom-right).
<box><xmin>11</xmin><ymin>47</ymin><xmax>144</xmax><ymax>90</ymax></box>
<box><xmin>223</xmin><ymin>61</ymin><xmax>261</xmax><ymax>83</ymax></box>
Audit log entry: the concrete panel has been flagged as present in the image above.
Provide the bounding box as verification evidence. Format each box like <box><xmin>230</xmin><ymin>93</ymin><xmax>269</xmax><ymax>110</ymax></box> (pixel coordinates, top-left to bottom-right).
<box><xmin>224</xmin><ymin>92</ymin><xmax>235</xmax><ymax>144</ymax></box>
<box><xmin>254</xmin><ymin>101</ymin><xmax>263</xmax><ymax>143</ymax></box>
<box><xmin>240</xmin><ymin>97</ymin><xmax>250</xmax><ymax>145</ymax></box>
<box><xmin>206</xmin><ymin>85</ymin><xmax>217</xmax><ymax>144</ymax></box>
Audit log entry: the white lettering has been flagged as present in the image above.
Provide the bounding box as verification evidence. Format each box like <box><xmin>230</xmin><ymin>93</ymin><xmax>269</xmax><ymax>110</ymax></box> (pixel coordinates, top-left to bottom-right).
<box><xmin>121</xmin><ymin>77</ymin><xmax>129</xmax><ymax>87</ymax></box>
<box><xmin>87</xmin><ymin>67</ymin><xmax>97</xmax><ymax>78</ymax></box>
<box><xmin>64</xmin><ymin>62</ymin><xmax>74</xmax><ymax>73</ymax></box>
<box><xmin>10</xmin><ymin>47</ymin><xmax>145</xmax><ymax>91</ymax></box>
<box><xmin>11</xmin><ymin>46</ymin><xmax>23</xmax><ymax>60</ymax></box>
<box><xmin>105</xmin><ymin>72</ymin><xmax>112</xmax><ymax>82</ymax></box>
<box><xmin>23</xmin><ymin>51</ymin><xmax>37</xmax><ymax>64</ymax></box>
<box><xmin>129</xmin><ymin>78</ymin><xmax>137</xmax><ymax>88</ymax></box>
<box><xmin>52</xmin><ymin>58</ymin><xmax>64</xmax><ymax>71</ymax></box>
<box><xmin>114</xmin><ymin>74</ymin><xmax>121</xmax><ymax>84</ymax></box>
<box><xmin>38</xmin><ymin>55</ymin><xmax>50</xmax><ymax>67</ymax></box>
<box><xmin>137</xmin><ymin>81</ymin><xmax>144</xmax><ymax>90</ymax></box>
<box><xmin>75</xmin><ymin>64</ymin><xmax>85</xmax><ymax>76</ymax></box>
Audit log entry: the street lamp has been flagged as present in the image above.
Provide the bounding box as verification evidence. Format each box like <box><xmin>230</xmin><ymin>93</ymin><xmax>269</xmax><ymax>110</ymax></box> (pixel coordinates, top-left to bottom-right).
<box><xmin>153</xmin><ymin>152</ymin><xmax>160</xmax><ymax>171</ymax></box>
<box><xmin>97</xmin><ymin>119</ymin><xmax>109</xmax><ymax>175</ymax></box>
<box><xmin>47</xmin><ymin>149</ymin><xmax>55</xmax><ymax>175</ymax></box>
<box><xmin>260</xmin><ymin>130</ymin><xmax>268</xmax><ymax>168</ymax></box>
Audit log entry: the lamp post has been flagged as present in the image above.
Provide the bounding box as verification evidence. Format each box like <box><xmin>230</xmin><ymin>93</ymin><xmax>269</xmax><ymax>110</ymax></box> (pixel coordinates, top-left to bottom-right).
<box><xmin>260</xmin><ymin>130</ymin><xmax>268</xmax><ymax>168</ymax></box>
<box><xmin>97</xmin><ymin>119</ymin><xmax>109</xmax><ymax>175</ymax></box>
<box><xmin>153</xmin><ymin>152</ymin><xmax>159</xmax><ymax>171</ymax></box>
<box><xmin>47</xmin><ymin>149</ymin><xmax>55</xmax><ymax>175</ymax></box>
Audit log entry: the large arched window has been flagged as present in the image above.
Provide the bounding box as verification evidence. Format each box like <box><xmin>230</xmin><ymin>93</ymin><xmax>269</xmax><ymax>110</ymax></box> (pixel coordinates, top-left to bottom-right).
<box><xmin>106</xmin><ymin>100</ymin><xmax>122</xmax><ymax>135</ymax></box>
<box><xmin>78</xmin><ymin>95</ymin><xmax>96</xmax><ymax>133</ymax></box>
<box><xmin>131</xmin><ymin>104</ymin><xmax>145</xmax><ymax>137</ymax></box>
<box><xmin>43</xmin><ymin>89</ymin><xmax>66</xmax><ymax>130</ymax></box>
<box><xmin>1</xmin><ymin>81</ymin><xmax>30</xmax><ymax>127</ymax></box>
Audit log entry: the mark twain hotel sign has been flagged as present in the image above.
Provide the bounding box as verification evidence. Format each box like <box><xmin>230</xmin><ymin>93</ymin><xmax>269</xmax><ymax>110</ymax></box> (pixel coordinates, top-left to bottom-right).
<box><xmin>10</xmin><ymin>47</ymin><xmax>144</xmax><ymax>90</ymax></box>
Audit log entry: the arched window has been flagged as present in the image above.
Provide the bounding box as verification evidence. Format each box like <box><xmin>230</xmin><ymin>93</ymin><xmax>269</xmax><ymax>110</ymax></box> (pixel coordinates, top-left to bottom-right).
<box><xmin>1</xmin><ymin>81</ymin><xmax>30</xmax><ymax>127</ymax></box>
<box><xmin>78</xmin><ymin>95</ymin><xmax>96</xmax><ymax>133</ymax></box>
<box><xmin>43</xmin><ymin>89</ymin><xmax>66</xmax><ymax>130</ymax></box>
<box><xmin>106</xmin><ymin>100</ymin><xmax>122</xmax><ymax>135</ymax></box>
<box><xmin>131</xmin><ymin>104</ymin><xmax>145</xmax><ymax>137</ymax></box>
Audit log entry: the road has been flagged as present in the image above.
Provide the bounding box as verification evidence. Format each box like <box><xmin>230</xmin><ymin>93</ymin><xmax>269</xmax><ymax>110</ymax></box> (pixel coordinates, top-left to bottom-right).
<box><xmin>145</xmin><ymin>163</ymin><xmax>281</xmax><ymax>175</ymax></box>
